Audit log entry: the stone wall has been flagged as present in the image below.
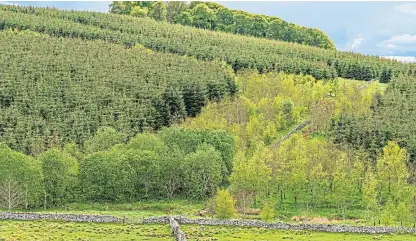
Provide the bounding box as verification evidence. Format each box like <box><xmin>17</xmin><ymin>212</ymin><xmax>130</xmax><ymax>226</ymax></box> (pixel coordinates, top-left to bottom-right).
<box><xmin>141</xmin><ymin>216</ymin><xmax>168</xmax><ymax>224</ymax></box>
<box><xmin>169</xmin><ymin>216</ymin><xmax>187</xmax><ymax>241</ymax></box>
<box><xmin>143</xmin><ymin>216</ymin><xmax>416</xmax><ymax>234</ymax></box>
<box><xmin>0</xmin><ymin>212</ymin><xmax>122</xmax><ymax>223</ymax></box>
<box><xmin>2</xmin><ymin>212</ymin><xmax>415</xmax><ymax>235</ymax></box>
<box><xmin>0</xmin><ymin>212</ymin><xmax>187</xmax><ymax>240</ymax></box>
<box><xmin>271</xmin><ymin>120</ymin><xmax>311</xmax><ymax>149</ymax></box>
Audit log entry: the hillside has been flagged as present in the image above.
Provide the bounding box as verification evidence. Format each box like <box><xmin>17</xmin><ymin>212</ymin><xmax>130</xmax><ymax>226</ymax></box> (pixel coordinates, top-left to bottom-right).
<box><xmin>0</xmin><ymin>29</ymin><xmax>235</xmax><ymax>154</ymax></box>
<box><xmin>109</xmin><ymin>1</ymin><xmax>336</xmax><ymax>49</ymax></box>
<box><xmin>1</xmin><ymin>3</ymin><xmax>416</xmax><ymax>235</ymax></box>
<box><xmin>0</xmin><ymin>5</ymin><xmax>412</xmax><ymax>82</ymax></box>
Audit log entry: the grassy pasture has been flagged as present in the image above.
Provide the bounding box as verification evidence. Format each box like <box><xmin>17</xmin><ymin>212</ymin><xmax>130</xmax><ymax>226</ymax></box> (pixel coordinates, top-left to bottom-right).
<box><xmin>0</xmin><ymin>220</ymin><xmax>171</xmax><ymax>241</ymax></box>
<box><xmin>1</xmin><ymin>220</ymin><xmax>415</xmax><ymax>241</ymax></box>
<box><xmin>0</xmin><ymin>200</ymin><xmax>204</xmax><ymax>220</ymax></box>
<box><xmin>182</xmin><ymin>225</ymin><xmax>416</xmax><ymax>241</ymax></box>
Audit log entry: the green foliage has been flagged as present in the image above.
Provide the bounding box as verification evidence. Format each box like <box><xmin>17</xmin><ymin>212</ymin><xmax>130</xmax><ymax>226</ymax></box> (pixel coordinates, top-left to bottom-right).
<box><xmin>380</xmin><ymin>199</ymin><xmax>395</xmax><ymax>226</ymax></box>
<box><xmin>1</xmin><ymin>4</ymin><xmax>416</xmax><ymax>227</ymax></box>
<box><xmin>0</xmin><ymin>143</ymin><xmax>44</xmax><ymax>209</ymax></box>
<box><xmin>148</xmin><ymin>1</ymin><xmax>166</xmax><ymax>21</ymax></box>
<box><xmin>259</xmin><ymin>201</ymin><xmax>276</xmax><ymax>222</ymax></box>
<box><xmin>62</xmin><ymin>142</ymin><xmax>84</xmax><ymax>161</ymax></box>
<box><xmin>0</xmin><ymin>29</ymin><xmax>234</xmax><ymax>155</ymax></box>
<box><xmin>376</xmin><ymin>141</ymin><xmax>410</xmax><ymax>204</ymax></box>
<box><xmin>166</xmin><ymin>1</ymin><xmax>187</xmax><ymax>23</ymax></box>
<box><xmin>184</xmin><ymin>72</ymin><xmax>384</xmax><ymax>151</ymax></box>
<box><xmin>118</xmin><ymin>148</ymin><xmax>160</xmax><ymax>200</ymax></box>
<box><xmin>70</xmin><ymin>127</ymin><xmax>235</xmax><ymax>202</ymax></box>
<box><xmin>183</xmin><ymin>69</ymin><xmax>414</xmax><ymax>225</ymax></box>
<box><xmin>183</xmin><ymin>144</ymin><xmax>223</xmax><ymax>199</ymax></box>
<box><xmin>215</xmin><ymin>189</ymin><xmax>236</xmax><ymax>219</ymax></box>
<box><xmin>192</xmin><ymin>3</ymin><xmax>215</xmax><ymax>30</ymax></box>
<box><xmin>108</xmin><ymin>1</ymin><xmax>132</xmax><ymax>15</ymax></box>
<box><xmin>396</xmin><ymin>202</ymin><xmax>412</xmax><ymax>226</ymax></box>
<box><xmin>79</xmin><ymin>150</ymin><xmax>123</xmax><ymax>202</ymax></box>
<box><xmin>38</xmin><ymin>148</ymin><xmax>79</xmax><ymax>206</ymax></box>
<box><xmin>362</xmin><ymin>169</ymin><xmax>379</xmax><ymax>222</ymax></box>
<box><xmin>109</xmin><ymin>1</ymin><xmax>335</xmax><ymax>49</ymax></box>
<box><xmin>83</xmin><ymin>127</ymin><xmax>126</xmax><ymax>154</ymax></box>
<box><xmin>130</xmin><ymin>5</ymin><xmax>148</xmax><ymax>18</ymax></box>
<box><xmin>158</xmin><ymin>127</ymin><xmax>235</xmax><ymax>180</ymax></box>
<box><xmin>229</xmin><ymin>146</ymin><xmax>272</xmax><ymax>209</ymax></box>
<box><xmin>329</xmin><ymin>73</ymin><xmax>416</xmax><ymax>161</ymax></box>
<box><xmin>380</xmin><ymin>68</ymin><xmax>393</xmax><ymax>83</ymax></box>
<box><xmin>0</xmin><ymin>6</ymin><xmax>411</xmax><ymax>82</ymax></box>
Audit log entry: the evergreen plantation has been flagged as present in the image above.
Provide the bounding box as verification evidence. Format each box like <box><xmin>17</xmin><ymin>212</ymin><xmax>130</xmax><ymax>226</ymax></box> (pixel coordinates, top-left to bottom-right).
<box><xmin>0</xmin><ymin>5</ymin><xmax>413</xmax><ymax>82</ymax></box>
<box><xmin>1</xmin><ymin>3</ymin><xmax>416</xmax><ymax>229</ymax></box>
<box><xmin>331</xmin><ymin>73</ymin><xmax>416</xmax><ymax>160</ymax></box>
<box><xmin>0</xmin><ymin>30</ymin><xmax>235</xmax><ymax>154</ymax></box>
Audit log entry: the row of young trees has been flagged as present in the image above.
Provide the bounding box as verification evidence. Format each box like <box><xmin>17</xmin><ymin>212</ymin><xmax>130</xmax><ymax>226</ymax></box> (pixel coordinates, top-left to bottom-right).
<box><xmin>109</xmin><ymin>1</ymin><xmax>336</xmax><ymax>49</ymax></box>
<box><xmin>0</xmin><ymin>29</ymin><xmax>235</xmax><ymax>155</ymax></box>
<box><xmin>1</xmin><ymin>5</ymin><xmax>412</xmax><ymax>82</ymax></box>
<box><xmin>229</xmin><ymin>136</ymin><xmax>415</xmax><ymax>226</ymax></box>
<box><xmin>0</xmin><ymin>127</ymin><xmax>235</xmax><ymax>210</ymax></box>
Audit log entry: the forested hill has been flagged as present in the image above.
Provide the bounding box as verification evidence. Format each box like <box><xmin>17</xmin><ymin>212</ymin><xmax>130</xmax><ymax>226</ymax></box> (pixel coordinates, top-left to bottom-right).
<box><xmin>0</xmin><ymin>4</ymin><xmax>414</xmax><ymax>156</ymax></box>
<box><xmin>0</xmin><ymin>30</ymin><xmax>235</xmax><ymax>155</ymax></box>
<box><xmin>0</xmin><ymin>5</ymin><xmax>413</xmax><ymax>83</ymax></box>
<box><xmin>2</xmin><ymin>3</ymin><xmax>416</xmax><ymax>224</ymax></box>
<box><xmin>109</xmin><ymin>1</ymin><xmax>336</xmax><ymax>50</ymax></box>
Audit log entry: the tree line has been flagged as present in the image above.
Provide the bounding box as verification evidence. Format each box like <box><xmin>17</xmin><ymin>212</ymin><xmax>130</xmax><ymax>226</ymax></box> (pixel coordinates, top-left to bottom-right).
<box><xmin>183</xmin><ymin>71</ymin><xmax>385</xmax><ymax>154</ymax></box>
<box><xmin>0</xmin><ymin>127</ymin><xmax>234</xmax><ymax>210</ymax></box>
<box><xmin>0</xmin><ymin>29</ymin><xmax>235</xmax><ymax>155</ymax></box>
<box><xmin>229</xmin><ymin>135</ymin><xmax>415</xmax><ymax>226</ymax></box>
<box><xmin>1</xmin><ymin>5</ymin><xmax>413</xmax><ymax>82</ymax></box>
<box><xmin>109</xmin><ymin>1</ymin><xmax>336</xmax><ymax>50</ymax></box>
<box><xmin>330</xmin><ymin>73</ymin><xmax>416</xmax><ymax>161</ymax></box>
<box><xmin>184</xmin><ymin>71</ymin><xmax>416</xmax><ymax>225</ymax></box>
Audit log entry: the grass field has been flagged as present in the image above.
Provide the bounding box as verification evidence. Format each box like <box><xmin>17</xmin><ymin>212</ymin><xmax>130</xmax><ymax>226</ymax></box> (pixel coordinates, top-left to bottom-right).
<box><xmin>181</xmin><ymin>225</ymin><xmax>416</xmax><ymax>241</ymax></box>
<box><xmin>1</xmin><ymin>220</ymin><xmax>415</xmax><ymax>241</ymax></box>
<box><xmin>3</xmin><ymin>199</ymin><xmax>413</xmax><ymax>226</ymax></box>
<box><xmin>0</xmin><ymin>220</ymin><xmax>172</xmax><ymax>241</ymax></box>
<box><xmin>0</xmin><ymin>200</ymin><xmax>204</xmax><ymax>220</ymax></box>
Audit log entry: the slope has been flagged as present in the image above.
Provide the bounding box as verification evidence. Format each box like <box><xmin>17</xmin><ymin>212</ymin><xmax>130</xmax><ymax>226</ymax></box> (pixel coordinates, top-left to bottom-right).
<box><xmin>109</xmin><ymin>1</ymin><xmax>336</xmax><ymax>49</ymax></box>
<box><xmin>0</xmin><ymin>29</ymin><xmax>235</xmax><ymax>155</ymax></box>
<box><xmin>0</xmin><ymin>5</ymin><xmax>412</xmax><ymax>82</ymax></box>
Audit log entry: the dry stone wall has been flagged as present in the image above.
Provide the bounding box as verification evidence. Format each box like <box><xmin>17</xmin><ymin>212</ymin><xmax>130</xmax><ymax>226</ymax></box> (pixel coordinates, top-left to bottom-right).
<box><xmin>271</xmin><ymin>120</ymin><xmax>311</xmax><ymax>149</ymax></box>
<box><xmin>144</xmin><ymin>216</ymin><xmax>416</xmax><ymax>234</ymax></box>
<box><xmin>2</xmin><ymin>212</ymin><xmax>415</xmax><ymax>235</ymax></box>
<box><xmin>169</xmin><ymin>216</ymin><xmax>187</xmax><ymax>241</ymax></box>
<box><xmin>0</xmin><ymin>212</ymin><xmax>122</xmax><ymax>223</ymax></box>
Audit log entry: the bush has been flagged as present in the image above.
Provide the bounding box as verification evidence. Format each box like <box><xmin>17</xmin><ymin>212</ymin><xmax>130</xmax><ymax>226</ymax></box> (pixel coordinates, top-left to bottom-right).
<box><xmin>214</xmin><ymin>189</ymin><xmax>236</xmax><ymax>219</ymax></box>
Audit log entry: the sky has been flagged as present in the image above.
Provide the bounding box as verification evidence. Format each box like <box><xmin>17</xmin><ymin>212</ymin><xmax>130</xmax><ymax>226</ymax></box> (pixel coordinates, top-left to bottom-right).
<box><xmin>2</xmin><ymin>1</ymin><xmax>416</xmax><ymax>62</ymax></box>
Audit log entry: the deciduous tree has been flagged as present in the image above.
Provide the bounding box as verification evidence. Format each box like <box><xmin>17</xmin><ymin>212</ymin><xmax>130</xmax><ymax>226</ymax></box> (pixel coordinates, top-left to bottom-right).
<box><xmin>215</xmin><ymin>189</ymin><xmax>236</xmax><ymax>219</ymax></box>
